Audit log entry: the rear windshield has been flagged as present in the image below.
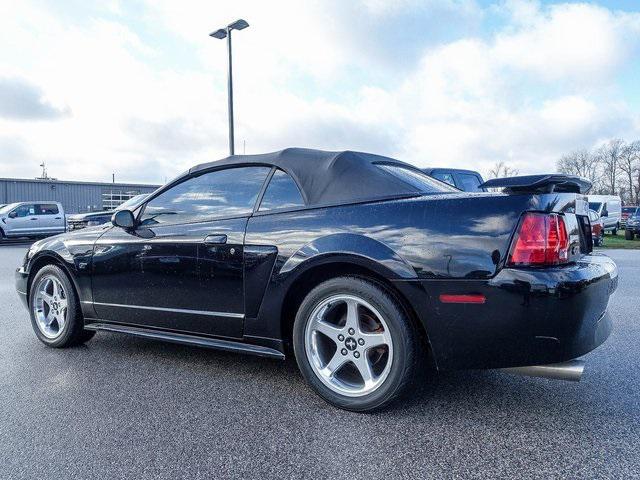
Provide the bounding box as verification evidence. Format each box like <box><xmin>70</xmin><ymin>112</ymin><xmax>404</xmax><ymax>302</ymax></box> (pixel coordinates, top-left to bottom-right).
<box><xmin>377</xmin><ymin>164</ymin><xmax>458</xmax><ymax>193</ymax></box>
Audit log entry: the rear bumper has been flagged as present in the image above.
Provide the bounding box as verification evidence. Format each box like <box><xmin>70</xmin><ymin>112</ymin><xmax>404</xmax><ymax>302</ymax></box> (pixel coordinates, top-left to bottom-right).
<box><xmin>407</xmin><ymin>253</ymin><xmax>617</xmax><ymax>370</ymax></box>
<box><xmin>15</xmin><ymin>267</ymin><xmax>29</xmax><ymax>309</ymax></box>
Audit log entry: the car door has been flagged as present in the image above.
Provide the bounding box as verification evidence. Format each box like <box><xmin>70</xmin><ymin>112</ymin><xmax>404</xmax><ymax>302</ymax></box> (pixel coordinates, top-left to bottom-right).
<box><xmin>35</xmin><ymin>203</ymin><xmax>64</xmax><ymax>234</ymax></box>
<box><xmin>6</xmin><ymin>204</ymin><xmax>40</xmax><ymax>236</ymax></box>
<box><xmin>90</xmin><ymin>166</ymin><xmax>271</xmax><ymax>338</ymax></box>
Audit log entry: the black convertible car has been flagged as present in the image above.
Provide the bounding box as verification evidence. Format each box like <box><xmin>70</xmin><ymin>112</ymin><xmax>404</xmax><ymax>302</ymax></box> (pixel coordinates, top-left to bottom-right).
<box><xmin>16</xmin><ymin>148</ymin><xmax>617</xmax><ymax>411</ymax></box>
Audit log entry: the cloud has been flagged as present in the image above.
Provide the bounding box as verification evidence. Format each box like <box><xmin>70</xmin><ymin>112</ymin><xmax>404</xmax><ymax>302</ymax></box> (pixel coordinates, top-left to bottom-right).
<box><xmin>0</xmin><ymin>0</ymin><xmax>638</xmax><ymax>184</ymax></box>
<box><xmin>0</xmin><ymin>77</ymin><xmax>70</xmax><ymax>120</ymax></box>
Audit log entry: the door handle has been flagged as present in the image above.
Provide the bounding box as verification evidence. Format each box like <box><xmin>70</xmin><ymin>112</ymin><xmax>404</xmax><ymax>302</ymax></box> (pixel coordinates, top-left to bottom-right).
<box><xmin>30</xmin><ymin>218</ymin><xmax>38</xmax><ymax>221</ymax></box>
<box><xmin>55</xmin><ymin>217</ymin><xmax>61</xmax><ymax>220</ymax></box>
<box><xmin>203</xmin><ymin>234</ymin><xmax>227</xmax><ymax>245</ymax></box>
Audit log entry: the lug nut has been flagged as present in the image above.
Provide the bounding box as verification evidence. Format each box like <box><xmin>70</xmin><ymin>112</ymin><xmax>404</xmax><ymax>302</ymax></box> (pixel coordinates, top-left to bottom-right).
<box><xmin>348</xmin><ymin>328</ymin><xmax>355</xmax><ymax>335</ymax></box>
<box><xmin>338</xmin><ymin>334</ymin><xmax>345</xmax><ymax>341</ymax></box>
<box><xmin>358</xmin><ymin>338</ymin><xmax>365</xmax><ymax>346</ymax></box>
<box><xmin>353</xmin><ymin>351</ymin><xmax>360</xmax><ymax>358</ymax></box>
<box><xmin>341</xmin><ymin>348</ymin><xmax>348</xmax><ymax>356</ymax></box>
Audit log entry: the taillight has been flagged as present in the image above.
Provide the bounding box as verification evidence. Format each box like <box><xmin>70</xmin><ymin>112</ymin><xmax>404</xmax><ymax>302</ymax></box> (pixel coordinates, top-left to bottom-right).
<box><xmin>508</xmin><ymin>213</ymin><xmax>569</xmax><ymax>266</ymax></box>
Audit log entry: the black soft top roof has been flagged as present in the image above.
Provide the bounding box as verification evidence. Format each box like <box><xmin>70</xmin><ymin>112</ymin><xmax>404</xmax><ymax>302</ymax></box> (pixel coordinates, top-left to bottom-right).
<box><xmin>189</xmin><ymin>147</ymin><xmax>425</xmax><ymax>206</ymax></box>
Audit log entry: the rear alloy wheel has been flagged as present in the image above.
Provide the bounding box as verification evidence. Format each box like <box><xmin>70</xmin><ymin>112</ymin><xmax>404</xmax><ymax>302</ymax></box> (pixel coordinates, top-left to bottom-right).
<box><xmin>29</xmin><ymin>265</ymin><xmax>95</xmax><ymax>347</ymax></box>
<box><xmin>293</xmin><ymin>277</ymin><xmax>418</xmax><ymax>412</ymax></box>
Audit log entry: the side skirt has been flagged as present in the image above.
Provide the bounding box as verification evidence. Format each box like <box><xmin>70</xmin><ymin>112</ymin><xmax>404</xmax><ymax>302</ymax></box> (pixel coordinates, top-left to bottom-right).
<box><xmin>84</xmin><ymin>322</ymin><xmax>286</xmax><ymax>360</ymax></box>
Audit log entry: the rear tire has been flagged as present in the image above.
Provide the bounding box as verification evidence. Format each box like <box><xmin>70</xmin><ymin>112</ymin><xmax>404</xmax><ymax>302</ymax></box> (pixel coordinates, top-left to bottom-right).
<box><xmin>28</xmin><ymin>265</ymin><xmax>95</xmax><ymax>347</ymax></box>
<box><xmin>293</xmin><ymin>276</ymin><xmax>419</xmax><ymax>412</ymax></box>
<box><xmin>625</xmin><ymin>229</ymin><xmax>634</xmax><ymax>240</ymax></box>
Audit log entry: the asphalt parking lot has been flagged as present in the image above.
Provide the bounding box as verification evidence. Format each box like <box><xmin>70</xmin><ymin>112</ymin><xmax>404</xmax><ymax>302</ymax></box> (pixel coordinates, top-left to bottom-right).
<box><xmin>0</xmin><ymin>242</ymin><xmax>638</xmax><ymax>479</ymax></box>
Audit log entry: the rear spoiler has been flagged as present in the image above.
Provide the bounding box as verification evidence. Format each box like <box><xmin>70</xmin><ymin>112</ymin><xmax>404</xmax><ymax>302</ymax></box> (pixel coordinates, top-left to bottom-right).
<box><xmin>479</xmin><ymin>174</ymin><xmax>591</xmax><ymax>194</ymax></box>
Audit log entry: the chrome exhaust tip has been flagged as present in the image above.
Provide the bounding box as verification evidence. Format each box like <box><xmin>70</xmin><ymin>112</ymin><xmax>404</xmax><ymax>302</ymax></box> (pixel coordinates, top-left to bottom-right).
<box><xmin>502</xmin><ymin>359</ymin><xmax>585</xmax><ymax>382</ymax></box>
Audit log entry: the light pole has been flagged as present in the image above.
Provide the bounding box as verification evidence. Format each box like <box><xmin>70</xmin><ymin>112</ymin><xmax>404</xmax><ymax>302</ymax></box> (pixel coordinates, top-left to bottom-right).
<box><xmin>210</xmin><ymin>19</ymin><xmax>249</xmax><ymax>156</ymax></box>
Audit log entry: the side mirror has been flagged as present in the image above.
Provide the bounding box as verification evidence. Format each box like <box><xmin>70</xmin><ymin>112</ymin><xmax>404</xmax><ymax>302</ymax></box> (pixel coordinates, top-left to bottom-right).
<box><xmin>601</xmin><ymin>210</ymin><xmax>608</xmax><ymax>217</ymax></box>
<box><xmin>112</xmin><ymin>209</ymin><xmax>135</xmax><ymax>229</ymax></box>
<box><xmin>8</xmin><ymin>211</ymin><xmax>17</xmax><ymax>219</ymax></box>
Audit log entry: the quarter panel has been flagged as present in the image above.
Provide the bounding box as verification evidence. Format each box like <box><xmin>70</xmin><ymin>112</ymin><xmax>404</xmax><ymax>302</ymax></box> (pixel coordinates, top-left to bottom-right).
<box><xmin>243</xmin><ymin>191</ymin><xmax>584</xmax><ymax>345</ymax></box>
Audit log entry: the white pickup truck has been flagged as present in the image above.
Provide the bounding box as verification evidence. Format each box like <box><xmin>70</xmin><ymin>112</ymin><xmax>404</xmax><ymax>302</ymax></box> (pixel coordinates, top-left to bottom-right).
<box><xmin>0</xmin><ymin>202</ymin><xmax>66</xmax><ymax>240</ymax></box>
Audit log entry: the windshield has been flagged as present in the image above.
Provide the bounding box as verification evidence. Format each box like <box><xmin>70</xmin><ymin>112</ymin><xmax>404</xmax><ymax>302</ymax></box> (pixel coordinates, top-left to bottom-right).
<box><xmin>588</xmin><ymin>202</ymin><xmax>602</xmax><ymax>212</ymax></box>
<box><xmin>117</xmin><ymin>194</ymin><xmax>149</xmax><ymax>210</ymax></box>
<box><xmin>0</xmin><ymin>203</ymin><xmax>18</xmax><ymax>214</ymax></box>
<box><xmin>622</xmin><ymin>207</ymin><xmax>637</xmax><ymax>214</ymax></box>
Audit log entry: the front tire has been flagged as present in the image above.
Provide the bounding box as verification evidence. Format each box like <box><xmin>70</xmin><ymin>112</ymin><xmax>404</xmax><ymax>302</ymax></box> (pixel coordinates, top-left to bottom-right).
<box><xmin>29</xmin><ymin>265</ymin><xmax>95</xmax><ymax>347</ymax></box>
<box><xmin>293</xmin><ymin>276</ymin><xmax>419</xmax><ymax>412</ymax></box>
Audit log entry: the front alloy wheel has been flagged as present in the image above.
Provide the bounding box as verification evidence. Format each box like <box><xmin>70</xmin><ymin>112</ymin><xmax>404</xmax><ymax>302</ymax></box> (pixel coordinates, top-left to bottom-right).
<box><xmin>33</xmin><ymin>274</ymin><xmax>69</xmax><ymax>339</ymax></box>
<box><xmin>294</xmin><ymin>276</ymin><xmax>419</xmax><ymax>412</ymax></box>
<box><xmin>28</xmin><ymin>264</ymin><xmax>95</xmax><ymax>347</ymax></box>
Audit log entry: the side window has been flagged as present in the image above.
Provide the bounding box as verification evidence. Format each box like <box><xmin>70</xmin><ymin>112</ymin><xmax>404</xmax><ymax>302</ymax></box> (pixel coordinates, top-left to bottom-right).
<box><xmin>140</xmin><ymin>166</ymin><xmax>270</xmax><ymax>226</ymax></box>
<box><xmin>37</xmin><ymin>204</ymin><xmax>59</xmax><ymax>215</ymax></box>
<box><xmin>431</xmin><ymin>172</ymin><xmax>456</xmax><ymax>187</ymax></box>
<box><xmin>13</xmin><ymin>204</ymin><xmax>35</xmax><ymax>217</ymax></box>
<box><xmin>456</xmin><ymin>173</ymin><xmax>483</xmax><ymax>192</ymax></box>
<box><xmin>259</xmin><ymin>169</ymin><xmax>305</xmax><ymax>212</ymax></box>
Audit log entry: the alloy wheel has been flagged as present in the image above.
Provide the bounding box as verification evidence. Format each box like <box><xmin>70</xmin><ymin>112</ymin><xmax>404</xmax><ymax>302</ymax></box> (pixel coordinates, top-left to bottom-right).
<box><xmin>33</xmin><ymin>275</ymin><xmax>68</xmax><ymax>339</ymax></box>
<box><xmin>304</xmin><ymin>294</ymin><xmax>393</xmax><ymax>397</ymax></box>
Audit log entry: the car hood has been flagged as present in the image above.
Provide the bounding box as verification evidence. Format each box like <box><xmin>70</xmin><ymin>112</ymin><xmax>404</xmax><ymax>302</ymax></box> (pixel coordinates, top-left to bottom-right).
<box><xmin>67</xmin><ymin>211</ymin><xmax>114</xmax><ymax>221</ymax></box>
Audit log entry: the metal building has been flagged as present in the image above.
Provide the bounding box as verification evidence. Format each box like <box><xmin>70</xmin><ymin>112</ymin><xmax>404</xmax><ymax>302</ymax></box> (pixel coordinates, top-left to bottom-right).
<box><xmin>0</xmin><ymin>178</ymin><xmax>160</xmax><ymax>214</ymax></box>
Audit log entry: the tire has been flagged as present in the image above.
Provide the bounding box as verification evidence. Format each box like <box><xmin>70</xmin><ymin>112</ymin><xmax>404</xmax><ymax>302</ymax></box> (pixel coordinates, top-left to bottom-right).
<box><xmin>625</xmin><ymin>229</ymin><xmax>634</xmax><ymax>240</ymax></box>
<box><xmin>612</xmin><ymin>228</ymin><xmax>617</xmax><ymax>236</ymax></box>
<box><xmin>28</xmin><ymin>265</ymin><xmax>95</xmax><ymax>347</ymax></box>
<box><xmin>293</xmin><ymin>276</ymin><xmax>419</xmax><ymax>412</ymax></box>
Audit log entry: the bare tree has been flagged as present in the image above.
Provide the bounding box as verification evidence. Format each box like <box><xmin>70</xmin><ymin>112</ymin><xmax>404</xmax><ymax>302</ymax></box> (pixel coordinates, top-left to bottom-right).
<box><xmin>557</xmin><ymin>148</ymin><xmax>604</xmax><ymax>192</ymax></box>
<box><xmin>488</xmin><ymin>161</ymin><xmax>519</xmax><ymax>179</ymax></box>
<box><xmin>619</xmin><ymin>141</ymin><xmax>640</xmax><ymax>204</ymax></box>
<box><xmin>557</xmin><ymin>148</ymin><xmax>598</xmax><ymax>179</ymax></box>
<box><xmin>596</xmin><ymin>139</ymin><xmax>624</xmax><ymax>195</ymax></box>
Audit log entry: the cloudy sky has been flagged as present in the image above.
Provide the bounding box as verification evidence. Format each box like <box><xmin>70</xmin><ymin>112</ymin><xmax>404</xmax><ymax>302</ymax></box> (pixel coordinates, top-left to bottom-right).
<box><xmin>1</xmin><ymin>0</ymin><xmax>639</xmax><ymax>184</ymax></box>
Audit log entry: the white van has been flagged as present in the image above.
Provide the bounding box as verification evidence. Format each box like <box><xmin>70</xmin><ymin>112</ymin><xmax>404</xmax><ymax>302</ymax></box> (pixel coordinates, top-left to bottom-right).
<box><xmin>588</xmin><ymin>195</ymin><xmax>621</xmax><ymax>234</ymax></box>
<box><xmin>0</xmin><ymin>202</ymin><xmax>66</xmax><ymax>240</ymax></box>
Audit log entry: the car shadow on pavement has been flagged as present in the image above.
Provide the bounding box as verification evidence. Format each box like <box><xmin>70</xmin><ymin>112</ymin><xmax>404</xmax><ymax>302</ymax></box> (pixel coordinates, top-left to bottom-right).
<box><xmin>85</xmin><ymin>330</ymin><xmax>610</xmax><ymax>422</ymax></box>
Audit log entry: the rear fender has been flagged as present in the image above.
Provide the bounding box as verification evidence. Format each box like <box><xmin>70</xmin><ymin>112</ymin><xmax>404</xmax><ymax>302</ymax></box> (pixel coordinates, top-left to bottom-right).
<box><xmin>280</xmin><ymin>233</ymin><xmax>417</xmax><ymax>279</ymax></box>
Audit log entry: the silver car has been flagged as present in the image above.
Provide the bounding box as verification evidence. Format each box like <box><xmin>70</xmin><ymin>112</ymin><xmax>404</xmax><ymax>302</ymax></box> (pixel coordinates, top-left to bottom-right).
<box><xmin>0</xmin><ymin>202</ymin><xmax>65</xmax><ymax>240</ymax></box>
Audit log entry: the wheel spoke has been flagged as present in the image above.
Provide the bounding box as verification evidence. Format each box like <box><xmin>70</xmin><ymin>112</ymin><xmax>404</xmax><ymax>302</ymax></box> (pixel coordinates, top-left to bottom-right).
<box><xmin>312</xmin><ymin>319</ymin><xmax>342</xmax><ymax>342</ymax></box>
<box><xmin>360</xmin><ymin>332</ymin><xmax>388</xmax><ymax>349</ymax></box>
<box><xmin>344</xmin><ymin>299</ymin><xmax>360</xmax><ymax>331</ymax></box>
<box><xmin>51</xmin><ymin>279</ymin><xmax>59</xmax><ymax>297</ymax></box>
<box><xmin>320</xmin><ymin>351</ymin><xmax>349</xmax><ymax>378</ymax></box>
<box><xmin>40</xmin><ymin>293</ymin><xmax>54</xmax><ymax>307</ymax></box>
<box><xmin>354</xmin><ymin>355</ymin><xmax>375</xmax><ymax>387</ymax></box>
<box><xmin>56</xmin><ymin>312</ymin><xmax>65</xmax><ymax>331</ymax></box>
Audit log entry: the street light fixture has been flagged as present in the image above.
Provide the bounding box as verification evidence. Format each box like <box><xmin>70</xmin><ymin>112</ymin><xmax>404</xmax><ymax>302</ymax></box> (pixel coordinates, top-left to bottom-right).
<box><xmin>209</xmin><ymin>19</ymin><xmax>249</xmax><ymax>156</ymax></box>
